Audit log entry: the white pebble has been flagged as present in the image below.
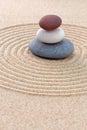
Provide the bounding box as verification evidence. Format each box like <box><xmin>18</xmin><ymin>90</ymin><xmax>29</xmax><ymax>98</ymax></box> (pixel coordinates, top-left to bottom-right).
<box><xmin>36</xmin><ymin>27</ymin><xmax>65</xmax><ymax>44</ymax></box>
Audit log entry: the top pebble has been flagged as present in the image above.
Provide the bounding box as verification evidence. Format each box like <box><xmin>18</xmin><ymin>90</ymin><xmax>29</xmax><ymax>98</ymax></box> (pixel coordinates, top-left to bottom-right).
<box><xmin>39</xmin><ymin>15</ymin><xmax>62</xmax><ymax>31</ymax></box>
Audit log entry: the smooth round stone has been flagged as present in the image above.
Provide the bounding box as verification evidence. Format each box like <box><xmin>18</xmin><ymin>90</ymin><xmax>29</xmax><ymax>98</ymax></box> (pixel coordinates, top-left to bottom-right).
<box><xmin>29</xmin><ymin>38</ymin><xmax>74</xmax><ymax>59</ymax></box>
<box><xmin>36</xmin><ymin>27</ymin><xmax>65</xmax><ymax>44</ymax></box>
<box><xmin>39</xmin><ymin>15</ymin><xmax>62</xmax><ymax>31</ymax></box>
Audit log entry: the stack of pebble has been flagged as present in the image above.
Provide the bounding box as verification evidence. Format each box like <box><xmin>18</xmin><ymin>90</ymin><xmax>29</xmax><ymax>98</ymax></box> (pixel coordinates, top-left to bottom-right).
<box><xmin>29</xmin><ymin>15</ymin><xmax>74</xmax><ymax>59</ymax></box>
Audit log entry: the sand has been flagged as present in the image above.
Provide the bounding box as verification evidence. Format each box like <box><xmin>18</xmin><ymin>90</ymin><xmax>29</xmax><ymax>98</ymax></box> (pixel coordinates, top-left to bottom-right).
<box><xmin>0</xmin><ymin>0</ymin><xmax>87</xmax><ymax>129</ymax></box>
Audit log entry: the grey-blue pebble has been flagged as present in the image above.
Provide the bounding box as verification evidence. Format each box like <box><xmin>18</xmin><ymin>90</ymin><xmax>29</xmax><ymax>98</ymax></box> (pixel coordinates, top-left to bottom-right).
<box><xmin>29</xmin><ymin>38</ymin><xmax>74</xmax><ymax>59</ymax></box>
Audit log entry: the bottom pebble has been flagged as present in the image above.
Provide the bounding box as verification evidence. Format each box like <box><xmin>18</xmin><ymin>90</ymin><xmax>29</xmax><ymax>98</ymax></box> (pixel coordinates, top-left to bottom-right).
<box><xmin>29</xmin><ymin>38</ymin><xmax>74</xmax><ymax>59</ymax></box>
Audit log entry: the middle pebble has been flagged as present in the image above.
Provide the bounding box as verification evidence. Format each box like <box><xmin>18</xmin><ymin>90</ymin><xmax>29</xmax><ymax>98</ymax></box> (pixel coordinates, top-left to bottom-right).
<box><xmin>36</xmin><ymin>27</ymin><xmax>65</xmax><ymax>44</ymax></box>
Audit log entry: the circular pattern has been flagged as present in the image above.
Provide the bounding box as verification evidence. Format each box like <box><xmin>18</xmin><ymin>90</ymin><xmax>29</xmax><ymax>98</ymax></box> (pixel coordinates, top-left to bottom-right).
<box><xmin>39</xmin><ymin>15</ymin><xmax>62</xmax><ymax>31</ymax></box>
<box><xmin>0</xmin><ymin>24</ymin><xmax>87</xmax><ymax>96</ymax></box>
<box><xmin>36</xmin><ymin>27</ymin><xmax>65</xmax><ymax>43</ymax></box>
<box><xmin>29</xmin><ymin>38</ymin><xmax>74</xmax><ymax>59</ymax></box>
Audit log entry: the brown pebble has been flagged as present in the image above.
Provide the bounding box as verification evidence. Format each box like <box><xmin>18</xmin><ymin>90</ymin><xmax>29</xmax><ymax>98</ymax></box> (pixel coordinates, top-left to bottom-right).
<box><xmin>39</xmin><ymin>15</ymin><xmax>62</xmax><ymax>31</ymax></box>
